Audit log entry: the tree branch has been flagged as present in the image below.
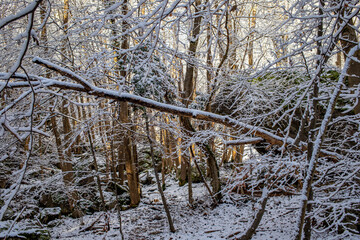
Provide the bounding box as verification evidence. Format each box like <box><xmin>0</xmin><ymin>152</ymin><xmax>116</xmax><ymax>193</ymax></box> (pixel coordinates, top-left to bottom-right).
<box><xmin>0</xmin><ymin>0</ymin><xmax>42</xmax><ymax>30</ymax></box>
<box><xmin>0</xmin><ymin>58</ymin><xmax>340</xmax><ymax>159</ymax></box>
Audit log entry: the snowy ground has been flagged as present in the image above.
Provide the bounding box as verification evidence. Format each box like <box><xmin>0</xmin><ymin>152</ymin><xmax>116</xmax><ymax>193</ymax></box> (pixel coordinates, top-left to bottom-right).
<box><xmin>2</xmin><ymin>145</ymin><xmax>354</xmax><ymax>240</ymax></box>
<box><xmin>46</xmin><ymin>177</ymin><xmax>335</xmax><ymax>240</ymax></box>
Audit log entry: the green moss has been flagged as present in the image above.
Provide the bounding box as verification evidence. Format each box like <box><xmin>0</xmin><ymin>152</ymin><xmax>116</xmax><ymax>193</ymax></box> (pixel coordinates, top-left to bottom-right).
<box><xmin>320</xmin><ymin>70</ymin><xmax>340</xmax><ymax>82</ymax></box>
<box><xmin>251</xmin><ymin>70</ymin><xmax>309</xmax><ymax>86</ymax></box>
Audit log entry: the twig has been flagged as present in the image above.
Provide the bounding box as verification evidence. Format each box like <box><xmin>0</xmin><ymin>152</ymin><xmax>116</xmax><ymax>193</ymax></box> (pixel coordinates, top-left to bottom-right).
<box><xmin>79</xmin><ymin>213</ymin><xmax>104</xmax><ymax>232</ymax></box>
<box><xmin>205</xmin><ymin>229</ymin><xmax>221</xmax><ymax>234</ymax></box>
<box><xmin>4</xmin><ymin>206</ymin><xmax>26</xmax><ymax>240</ymax></box>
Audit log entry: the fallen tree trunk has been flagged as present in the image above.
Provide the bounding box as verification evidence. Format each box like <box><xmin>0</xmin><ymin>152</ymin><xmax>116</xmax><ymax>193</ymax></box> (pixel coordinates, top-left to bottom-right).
<box><xmin>0</xmin><ymin>58</ymin><xmax>340</xmax><ymax>159</ymax></box>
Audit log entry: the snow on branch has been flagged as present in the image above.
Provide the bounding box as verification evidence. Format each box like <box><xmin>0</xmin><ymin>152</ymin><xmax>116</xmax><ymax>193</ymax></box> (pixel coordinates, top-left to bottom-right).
<box><xmin>32</xmin><ymin>58</ymin><xmax>292</xmax><ymax>146</ymax></box>
<box><xmin>0</xmin><ymin>117</ymin><xmax>23</xmax><ymax>143</ymax></box>
<box><xmin>294</xmin><ymin>41</ymin><xmax>360</xmax><ymax>240</ymax></box>
<box><xmin>32</xmin><ymin>57</ymin><xmax>93</xmax><ymax>91</ymax></box>
<box><xmin>0</xmin><ymin>6</ymin><xmax>38</xmax><ymax>94</ymax></box>
<box><xmin>0</xmin><ymin>58</ymin><xmax>338</xmax><ymax>159</ymax></box>
<box><xmin>32</xmin><ymin>57</ymin><xmax>289</xmax><ymax>145</ymax></box>
<box><xmin>0</xmin><ymin>0</ymin><xmax>42</xmax><ymax>30</ymax></box>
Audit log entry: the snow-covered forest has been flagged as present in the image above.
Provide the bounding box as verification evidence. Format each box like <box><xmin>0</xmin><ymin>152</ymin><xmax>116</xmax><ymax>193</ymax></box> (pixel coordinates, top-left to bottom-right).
<box><xmin>0</xmin><ymin>0</ymin><xmax>359</xmax><ymax>239</ymax></box>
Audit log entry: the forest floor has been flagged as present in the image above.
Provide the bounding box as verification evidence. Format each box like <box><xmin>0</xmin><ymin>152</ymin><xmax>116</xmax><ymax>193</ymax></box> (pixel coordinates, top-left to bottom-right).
<box><xmin>1</xmin><ymin>147</ymin><xmax>354</xmax><ymax>240</ymax></box>
<box><xmin>47</xmin><ymin>177</ymin><xmax>333</xmax><ymax>240</ymax></box>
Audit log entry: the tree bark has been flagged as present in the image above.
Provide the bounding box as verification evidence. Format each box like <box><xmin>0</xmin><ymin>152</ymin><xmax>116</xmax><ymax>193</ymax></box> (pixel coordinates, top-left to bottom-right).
<box><xmin>339</xmin><ymin>18</ymin><xmax>360</xmax><ymax>114</ymax></box>
<box><xmin>248</xmin><ymin>4</ymin><xmax>256</xmax><ymax>67</ymax></box>
<box><xmin>119</xmin><ymin>102</ymin><xmax>140</xmax><ymax>207</ymax></box>
<box><xmin>298</xmin><ymin>2</ymin><xmax>323</xmax><ymax>238</ymax></box>
<box><xmin>179</xmin><ymin>0</ymin><xmax>203</xmax><ymax>186</ymax></box>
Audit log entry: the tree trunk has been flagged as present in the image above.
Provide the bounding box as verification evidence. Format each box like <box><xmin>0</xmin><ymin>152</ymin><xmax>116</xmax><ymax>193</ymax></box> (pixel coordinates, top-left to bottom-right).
<box><xmin>339</xmin><ymin>18</ymin><xmax>360</xmax><ymax>114</ymax></box>
<box><xmin>50</xmin><ymin>110</ymin><xmax>79</xmax><ymax>214</ymax></box>
<box><xmin>248</xmin><ymin>4</ymin><xmax>256</xmax><ymax>67</ymax></box>
<box><xmin>57</xmin><ymin>0</ymin><xmax>81</xmax><ymax>217</ymax></box>
<box><xmin>179</xmin><ymin>0</ymin><xmax>202</xmax><ymax>186</ymax></box>
<box><xmin>119</xmin><ymin>102</ymin><xmax>140</xmax><ymax>207</ymax></box>
<box><xmin>188</xmin><ymin>148</ymin><xmax>193</xmax><ymax>205</ymax></box>
<box><xmin>119</xmin><ymin>0</ymin><xmax>140</xmax><ymax>206</ymax></box>
<box><xmin>179</xmin><ymin>135</ymin><xmax>189</xmax><ymax>186</ymax></box>
<box><xmin>104</xmin><ymin>0</ymin><xmax>141</xmax><ymax>206</ymax></box>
